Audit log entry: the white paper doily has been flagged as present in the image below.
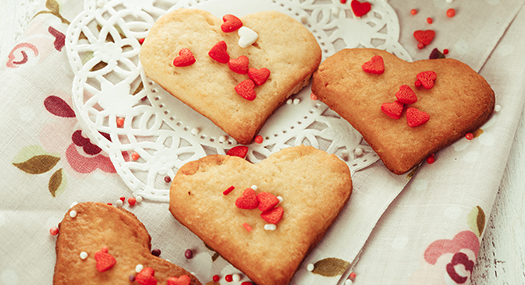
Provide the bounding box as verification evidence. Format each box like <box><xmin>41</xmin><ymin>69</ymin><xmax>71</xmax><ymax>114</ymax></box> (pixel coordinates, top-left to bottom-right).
<box><xmin>66</xmin><ymin>0</ymin><xmax>411</xmax><ymax>201</ymax></box>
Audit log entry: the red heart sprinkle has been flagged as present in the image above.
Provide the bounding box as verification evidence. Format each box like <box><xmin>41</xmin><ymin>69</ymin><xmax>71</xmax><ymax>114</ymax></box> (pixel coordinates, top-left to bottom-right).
<box><xmin>228</xmin><ymin>55</ymin><xmax>249</xmax><ymax>74</ymax></box>
<box><xmin>235</xmin><ymin>188</ymin><xmax>259</xmax><ymax>209</ymax></box>
<box><xmin>135</xmin><ymin>267</ymin><xmax>157</xmax><ymax>285</ymax></box>
<box><xmin>248</xmin><ymin>67</ymin><xmax>270</xmax><ymax>86</ymax></box>
<box><xmin>406</xmin><ymin>107</ymin><xmax>430</xmax><ymax>127</ymax></box>
<box><xmin>351</xmin><ymin>0</ymin><xmax>372</xmax><ymax>17</ymax></box>
<box><xmin>235</xmin><ymin>79</ymin><xmax>257</xmax><ymax>101</ymax></box>
<box><xmin>209</xmin><ymin>41</ymin><xmax>230</xmax><ymax>64</ymax></box>
<box><xmin>413</xmin><ymin>30</ymin><xmax>435</xmax><ymax>47</ymax></box>
<box><xmin>261</xmin><ymin>206</ymin><xmax>284</xmax><ymax>224</ymax></box>
<box><xmin>395</xmin><ymin>85</ymin><xmax>417</xmax><ymax>104</ymax></box>
<box><xmin>94</xmin><ymin>248</ymin><xmax>116</xmax><ymax>272</ymax></box>
<box><xmin>221</xmin><ymin>14</ymin><xmax>243</xmax><ymax>33</ymax></box>
<box><xmin>256</xmin><ymin>192</ymin><xmax>279</xmax><ymax>212</ymax></box>
<box><xmin>381</xmin><ymin>101</ymin><xmax>404</xmax><ymax>120</ymax></box>
<box><xmin>227</xmin><ymin>146</ymin><xmax>249</xmax><ymax>158</ymax></box>
<box><xmin>416</xmin><ymin>71</ymin><xmax>437</xmax><ymax>89</ymax></box>
<box><xmin>167</xmin><ymin>275</ymin><xmax>191</xmax><ymax>285</ymax></box>
<box><xmin>362</xmin><ymin>55</ymin><xmax>384</xmax><ymax>74</ymax></box>
<box><xmin>173</xmin><ymin>48</ymin><xmax>196</xmax><ymax>67</ymax></box>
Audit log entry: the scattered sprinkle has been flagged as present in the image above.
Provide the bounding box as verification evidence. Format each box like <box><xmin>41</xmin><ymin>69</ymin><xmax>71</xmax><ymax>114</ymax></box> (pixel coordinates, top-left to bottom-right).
<box><xmin>257</xmin><ymin>192</ymin><xmax>280</xmax><ymax>212</ymax></box>
<box><xmin>236</xmin><ymin>188</ymin><xmax>259</xmax><ymax>209</ymax></box>
<box><xmin>446</xmin><ymin>8</ymin><xmax>456</xmax><ymax>17</ymax></box>
<box><xmin>136</xmin><ymin>196</ymin><xmax>143</xmax><ymax>203</ymax></box>
<box><xmin>49</xmin><ymin>227</ymin><xmax>59</xmax><ymax>235</ymax></box>
<box><xmin>417</xmin><ymin>42</ymin><xmax>425</xmax><ymax>49</ymax></box>
<box><xmin>264</xmin><ymin>224</ymin><xmax>277</xmax><ymax>231</ymax></box>
<box><xmin>406</xmin><ymin>107</ymin><xmax>430</xmax><ymax>127</ymax></box>
<box><xmin>69</xmin><ymin>210</ymin><xmax>77</xmax><ymax>218</ymax></box>
<box><xmin>261</xmin><ymin>206</ymin><xmax>284</xmax><ymax>224</ymax></box>
<box><xmin>191</xmin><ymin>128</ymin><xmax>200</xmax><ymax>135</ymax></box>
<box><xmin>228</xmin><ymin>55</ymin><xmax>250</xmax><ymax>75</ymax></box>
<box><xmin>209</xmin><ymin>41</ymin><xmax>230</xmax><ymax>64</ymax></box>
<box><xmin>120</xmin><ymin>197</ymin><xmax>125</xmax><ymax>202</ymax></box>
<box><xmin>443</xmin><ymin>49</ymin><xmax>449</xmax><ymax>54</ymax></box>
<box><xmin>128</xmin><ymin>197</ymin><xmax>137</xmax><ymax>206</ymax></box>
<box><xmin>416</xmin><ymin>71</ymin><xmax>437</xmax><ymax>89</ymax></box>
<box><xmin>213</xmin><ymin>275</ymin><xmax>220</xmax><ymax>282</ymax></box>
<box><xmin>227</xmin><ymin>146</ymin><xmax>249</xmax><ymax>158</ymax></box>
<box><xmin>410</xmin><ymin>9</ymin><xmax>417</xmax><ymax>15</ymax></box>
<box><xmin>221</xmin><ymin>14</ymin><xmax>243</xmax><ymax>33</ymax></box>
<box><xmin>495</xmin><ymin>105</ymin><xmax>501</xmax><ymax>112</ymax></box>
<box><xmin>426</xmin><ymin>155</ymin><xmax>435</xmax><ymax>164</ymax></box>
<box><xmin>248</xmin><ymin>67</ymin><xmax>270</xmax><ymax>86</ymax></box>
<box><xmin>151</xmin><ymin>249</ymin><xmax>161</xmax><ymax>256</ymax></box>
<box><xmin>465</xmin><ymin>133</ymin><xmax>474</xmax><ymax>140</ymax></box>
<box><xmin>349</xmin><ymin>272</ymin><xmax>357</xmax><ymax>280</ymax></box>
<box><xmin>235</xmin><ymin>79</ymin><xmax>257</xmax><ymax>101</ymax></box>
<box><xmin>362</xmin><ymin>55</ymin><xmax>385</xmax><ymax>74</ymax></box>
<box><xmin>254</xmin><ymin>135</ymin><xmax>263</xmax><ymax>144</ymax></box>
<box><xmin>446</xmin><ymin>0</ymin><xmax>453</xmax><ymax>2</ymax></box>
<box><xmin>139</xmin><ymin>38</ymin><xmax>145</xmax><ymax>45</ymax></box>
<box><xmin>115</xmin><ymin>200</ymin><xmax>123</xmax><ymax>207</ymax></box>
<box><xmin>355</xmin><ymin>148</ymin><xmax>363</xmax><ymax>156</ymax></box>
<box><xmin>185</xmin><ymin>249</ymin><xmax>194</xmax><ymax>259</ymax></box>
<box><xmin>131</xmin><ymin>152</ymin><xmax>140</xmax><ymax>160</ymax></box>
<box><xmin>286</xmin><ymin>99</ymin><xmax>293</xmax><ymax>105</ymax></box>
<box><xmin>277</xmin><ymin>196</ymin><xmax>283</xmax><ymax>203</ymax></box>
<box><xmin>243</xmin><ymin>223</ymin><xmax>253</xmax><ymax>232</ymax></box>
<box><xmin>232</xmin><ymin>273</ymin><xmax>241</xmax><ymax>282</ymax></box>
<box><xmin>341</xmin><ymin>0</ymin><xmax>347</xmax><ymax>3</ymax></box>
<box><xmin>164</xmin><ymin>176</ymin><xmax>171</xmax><ymax>183</ymax></box>
<box><xmin>225</xmin><ymin>274</ymin><xmax>233</xmax><ymax>282</ymax></box>
<box><xmin>117</xmin><ymin>117</ymin><xmax>124</xmax><ymax>127</ymax></box>
<box><xmin>70</xmin><ymin>202</ymin><xmax>78</xmax><ymax>208</ymax></box>
<box><xmin>351</xmin><ymin>0</ymin><xmax>372</xmax><ymax>17</ymax></box>
<box><xmin>173</xmin><ymin>48</ymin><xmax>196</xmax><ymax>67</ymax></box>
<box><xmin>80</xmin><ymin>251</ymin><xmax>88</xmax><ymax>260</ymax></box>
<box><xmin>414</xmin><ymin>30</ymin><xmax>435</xmax><ymax>48</ymax></box>
<box><xmin>293</xmin><ymin>98</ymin><xmax>301</xmax><ymax>105</ymax></box>
<box><xmin>341</xmin><ymin>149</ymin><xmax>350</xmax><ymax>160</ymax></box>
<box><xmin>345</xmin><ymin>279</ymin><xmax>353</xmax><ymax>285</ymax></box>
<box><xmin>135</xmin><ymin>264</ymin><xmax>144</xmax><ymax>273</ymax></box>
<box><xmin>129</xmin><ymin>275</ymin><xmax>136</xmax><ymax>282</ymax></box>
<box><xmin>94</xmin><ymin>247</ymin><xmax>116</xmax><ymax>272</ymax></box>
<box><xmin>426</xmin><ymin>17</ymin><xmax>433</xmax><ymax>24</ymax></box>
<box><xmin>241</xmin><ymin>282</ymin><xmax>253</xmax><ymax>285</ymax></box>
<box><xmin>238</xmin><ymin>26</ymin><xmax>259</xmax><ymax>48</ymax></box>
<box><xmin>223</xmin><ymin>186</ymin><xmax>235</xmax><ymax>195</ymax></box>
<box><xmin>219</xmin><ymin>135</ymin><xmax>227</xmax><ymax>143</ymax></box>
<box><xmin>307</xmin><ymin>263</ymin><xmax>315</xmax><ymax>272</ymax></box>
<box><xmin>310</xmin><ymin>93</ymin><xmax>318</xmax><ymax>100</ymax></box>
<box><xmin>251</xmin><ymin>185</ymin><xmax>258</xmax><ymax>190</ymax></box>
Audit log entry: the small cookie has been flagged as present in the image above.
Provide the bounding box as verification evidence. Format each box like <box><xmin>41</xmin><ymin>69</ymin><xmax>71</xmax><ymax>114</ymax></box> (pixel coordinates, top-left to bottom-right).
<box><xmin>53</xmin><ymin>202</ymin><xmax>201</xmax><ymax>285</ymax></box>
<box><xmin>312</xmin><ymin>48</ymin><xmax>495</xmax><ymax>174</ymax></box>
<box><xmin>140</xmin><ymin>9</ymin><xmax>322</xmax><ymax>144</ymax></box>
<box><xmin>169</xmin><ymin>145</ymin><xmax>352</xmax><ymax>285</ymax></box>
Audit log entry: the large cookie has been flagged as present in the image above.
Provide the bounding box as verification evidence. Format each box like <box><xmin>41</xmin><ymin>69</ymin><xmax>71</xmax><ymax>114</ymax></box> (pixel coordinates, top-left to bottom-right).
<box><xmin>169</xmin><ymin>145</ymin><xmax>352</xmax><ymax>285</ymax></box>
<box><xmin>140</xmin><ymin>9</ymin><xmax>322</xmax><ymax>144</ymax></box>
<box><xmin>53</xmin><ymin>202</ymin><xmax>201</xmax><ymax>285</ymax></box>
<box><xmin>312</xmin><ymin>48</ymin><xmax>495</xmax><ymax>174</ymax></box>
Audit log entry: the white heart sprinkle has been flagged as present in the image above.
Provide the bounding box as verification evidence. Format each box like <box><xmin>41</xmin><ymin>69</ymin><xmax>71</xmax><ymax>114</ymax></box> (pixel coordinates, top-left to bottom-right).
<box><xmin>238</xmin><ymin>27</ymin><xmax>258</xmax><ymax>48</ymax></box>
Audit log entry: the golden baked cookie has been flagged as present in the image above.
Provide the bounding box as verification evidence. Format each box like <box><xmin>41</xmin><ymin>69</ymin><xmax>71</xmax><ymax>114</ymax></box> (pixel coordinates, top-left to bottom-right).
<box><xmin>53</xmin><ymin>202</ymin><xmax>201</xmax><ymax>285</ymax></box>
<box><xmin>169</xmin><ymin>145</ymin><xmax>352</xmax><ymax>285</ymax></box>
<box><xmin>312</xmin><ymin>48</ymin><xmax>495</xmax><ymax>174</ymax></box>
<box><xmin>140</xmin><ymin>9</ymin><xmax>322</xmax><ymax>144</ymax></box>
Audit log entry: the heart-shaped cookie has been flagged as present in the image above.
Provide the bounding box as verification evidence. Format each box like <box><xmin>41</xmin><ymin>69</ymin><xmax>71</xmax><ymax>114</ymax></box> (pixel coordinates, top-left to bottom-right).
<box><xmin>53</xmin><ymin>202</ymin><xmax>202</xmax><ymax>285</ymax></box>
<box><xmin>140</xmin><ymin>9</ymin><xmax>322</xmax><ymax>144</ymax></box>
<box><xmin>312</xmin><ymin>48</ymin><xmax>495</xmax><ymax>174</ymax></box>
<box><xmin>169</xmin><ymin>145</ymin><xmax>352</xmax><ymax>285</ymax></box>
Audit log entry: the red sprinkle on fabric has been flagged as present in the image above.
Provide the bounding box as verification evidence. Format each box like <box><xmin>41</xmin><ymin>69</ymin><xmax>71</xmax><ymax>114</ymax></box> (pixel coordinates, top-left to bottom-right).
<box><xmin>341</xmin><ymin>0</ymin><xmax>347</xmax><ymax>3</ymax></box>
<box><xmin>94</xmin><ymin>248</ymin><xmax>117</xmax><ymax>272</ymax></box>
<box><xmin>235</xmin><ymin>79</ymin><xmax>257</xmax><ymax>101</ymax></box>
<box><xmin>139</xmin><ymin>38</ymin><xmax>145</xmax><ymax>45</ymax></box>
<box><xmin>465</xmin><ymin>133</ymin><xmax>474</xmax><ymax>140</ymax></box>
<box><xmin>117</xmin><ymin>117</ymin><xmax>124</xmax><ymax>127</ymax></box>
<box><xmin>381</xmin><ymin>101</ymin><xmax>404</xmax><ymax>120</ymax></box>
<box><xmin>221</xmin><ymin>14</ymin><xmax>243</xmax><ymax>33</ymax></box>
<box><xmin>416</xmin><ymin>71</ymin><xmax>437</xmax><ymax>89</ymax></box>
<box><xmin>209</xmin><ymin>41</ymin><xmax>230</xmax><ymax>64</ymax></box>
<box><xmin>243</xmin><ymin>223</ymin><xmax>253</xmax><ymax>232</ymax></box>
<box><xmin>447</xmin><ymin>8</ymin><xmax>456</xmax><ymax>18</ymax></box>
<box><xmin>413</xmin><ymin>30</ymin><xmax>435</xmax><ymax>47</ymax></box>
<box><xmin>223</xmin><ymin>186</ymin><xmax>235</xmax><ymax>195</ymax></box>
<box><xmin>119</xmin><ymin>197</ymin><xmax>125</xmax><ymax>202</ymax></box>
<box><xmin>406</xmin><ymin>107</ymin><xmax>430</xmax><ymax>127</ymax></box>
<box><xmin>254</xmin><ymin>135</ymin><xmax>263</xmax><ymax>144</ymax></box>
<box><xmin>395</xmin><ymin>85</ymin><xmax>418</xmax><ymax>104</ymax></box>
<box><xmin>310</xmin><ymin>93</ymin><xmax>318</xmax><ymax>100</ymax></box>
<box><xmin>228</xmin><ymin>56</ymin><xmax>249</xmax><ymax>74</ymax></box>
<box><xmin>351</xmin><ymin>0</ymin><xmax>372</xmax><ymax>17</ymax></box>
<box><xmin>225</xmin><ymin>274</ymin><xmax>233</xmax><ymax>282</ymax></box>
<box><xmin>241</xmin><ymin>283</ymin><xmax>254</xmax><ymax>285</ymax></box>
<box><xmin>167</xmin><ymin>275</ymin><xmax>191</xmax><ymax>285</ymax></box>
<box><xmin>261</xmin><ymin>206</ymin><xmax>284</xmax><ymax>224</ymax></box>
<box><xmin>128</xmin><ymin>197</ymin><xmax>137</xmax><ymax>206</ymax></box>
<box><xmin>417</xmin><ymin>42</ymin><xmax>425</xmax><ymax>49</ymax></box>
<box><xmin>235</xmin><ymin>188</ymin><xmax>259</xmax><ymax>209</ymax></box>
<box><xmin>410</xmin><ymin>9</ymin><xmax>417</xmax><ymax>15</ymax></box>
<box><xmin>362</xmin><ymin>55</ymin><xmax>384</xmax><ymax>74</ymax></box>
<box><xmin>213</xmin><ymin>275</ymin><xmax>220</xmax><ymax>282</ymax></box>
<box><xmin>443</xmin><ymin>49</ymin><xmax>449</xmax><ymax>54</ymax></box>
<box><xmin>426</xmin><ymin>155</ymin><xmax>435</xmax><ymax>164</ymax></box>
<box><xmin>50</xmin><ymin>227</ymin><xmax>59</xmax><ymax>235</ymax></box>
<box><xmin>248</xmin><ymin>67</ymin><xmax>270</xmax><ymax>86</ymax></box>
<box><xmin>349</xmin><ymin>272</ymin><xmax>357</xmax><ymax>280</ymax></box>
<box><xmin>164</xmin><ymin>176</ymin><xmax>172</xmax><ymax>183</ymax></box>
<box><xmin>227</xmin><ymin>146</ymin><xmax>249</xmax><ymax>158</ymax></box>
<box><xmin>415</xmin><ymin>80</ymin><xmax>422</xmax><ymax>87</ymax></box>
<box><xmin>131</xmin><ymin>152</ymin><xmax>140</xmax><ymax>160</ymax></box>
<box><xmin>135</xmin><ymin>267</ymin><xmax>157</xmax><ymax>285</ymax></box>
<box><xmin>426</xmin><ymin>17</ymin><xmax>433</xmax><ymax>24</ymax></box>
<box><xmin>257</xmin><ymin>192</ymin><xmax>280</xmax><ymax>212</ymax></box>
<box><xmin>173</xmin><ymin>48</ymin><xmax>196</xmax><ymax>67</ymax></box>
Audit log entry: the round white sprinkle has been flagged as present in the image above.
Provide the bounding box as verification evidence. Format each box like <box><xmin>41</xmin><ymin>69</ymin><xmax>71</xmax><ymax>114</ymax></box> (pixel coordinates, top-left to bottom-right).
<box><xmin>286</xmin><ymin>99</ymin><xmax>293</xmax><ymax>105</ymax></box>
<box><xmin>445</xmin><ymin>0</ymin><xmax>453</xmax><ymax>3</ymax></box>
<box><xmin>70</xmin><ymin>202</ymin><xmax>78</xmax><ymax>208</ymax></box>
<box><xmin>97</xmin><ymin>0</ymin><xmax>105</xmax><ymax>7</ymax></box>
<box><xmin>264</xmin><ymin>224</ymin><xmax>277</xmax><ymax>231</ymax></box>
<box><xmin>277</xmin><ymin>196</ymin><xmax>283</xmax><ymax>203</ymax></box>
<box><xmin>494</xmin><ymin>105</ymin><xmax>502</xmax><ymax>112</ymax></box>
<box><xmin>69</xmin><ymin>210</ymin><xmax>77</xmax><ymax>218</ymax></box>
<box><xmin>345</xmin><ymin>279</ymin><xmax>353</xmax><ymax>285</ymax></box>
<box><xmin>251</xmin><ymin>185</ymin><xmax>258</xmax><ymax>190</ymax></box>
<box><xmin>219</xmin><ymin>135</ymin><xmax>227</xmax><ymax>143</ymax></box>
<box><xmin>232</xmin><ymin>273</ymin><xmax>241</xmax><ymax>282</ymax></box>
<box><xmin>341</xmin><ymin>150</ymin><xmax>350</xmax><ymax>159</ymax></box>
<box><xmin>191</xmin><ymin>128</ymin><xmax>200</xmax><ymax>135</ymax></box>
<box><xmin>293</xmin><ymin>98</ymin><xmax>301</xmax><ymax>105</ymax></box>
<box><xmin>135</xmin><ymin>264</ymin><xmax>144</xmax><ymax>273</ymax></box>
<box><xmin>300</xmin><ymin>15</ymin><xmax>308</xmax><ymax>24</ymax></box>
<box><xmin>80</xmin><ymin>252</ymin><xmax>88</xmax><ymax>260</ymax></box>
<box><xmin>354</xmin><ymin>148</ymin><xmax>363</xmax><ymax>156</ymax></box>
<box><xmin>307</xmin><ymin>263</ymin><xmax>315</xmax><ymax>272</ymax></box>
<box><xmin>115</xmin><ymin>200</ymin><xmax>123</xmax><ymax>208</ymax></box>
<box><xmin>331</xmin><ymin>7</ymin><xmax>339</xmax><ymax>16</ymax></box>
<box><xmin>135</xmin><ymin>196</ymin><xmax>143</xmax><ymax>203</ymax></box>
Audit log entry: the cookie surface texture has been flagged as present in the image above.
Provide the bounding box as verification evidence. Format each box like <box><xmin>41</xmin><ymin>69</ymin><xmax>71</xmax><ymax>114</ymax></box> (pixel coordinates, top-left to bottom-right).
<box><xmin>140</xmin><ymin>9</ymin><xmax>322</xmax><ymax>144</ymax></box>
<box><xmin>53</xmin><ymin>202</ymin><xmax>202</xmax><ymax>285</ymax></box>
<box><xmin>169</xmin><ymin>145</ymin><xmax>352</xmax><ymax>285</ymax></box>
<box><xmin>312</xmin><ymin>48</ymin><xmax>495</xmax><ymax>174</ymax></box>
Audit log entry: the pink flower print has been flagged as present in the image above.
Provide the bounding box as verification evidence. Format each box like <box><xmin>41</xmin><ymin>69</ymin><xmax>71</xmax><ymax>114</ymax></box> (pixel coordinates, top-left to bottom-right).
<box><xmin>6</xmin><ymin>43</ymin><xmax>39</xmax><ymax>68</ymax></box>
